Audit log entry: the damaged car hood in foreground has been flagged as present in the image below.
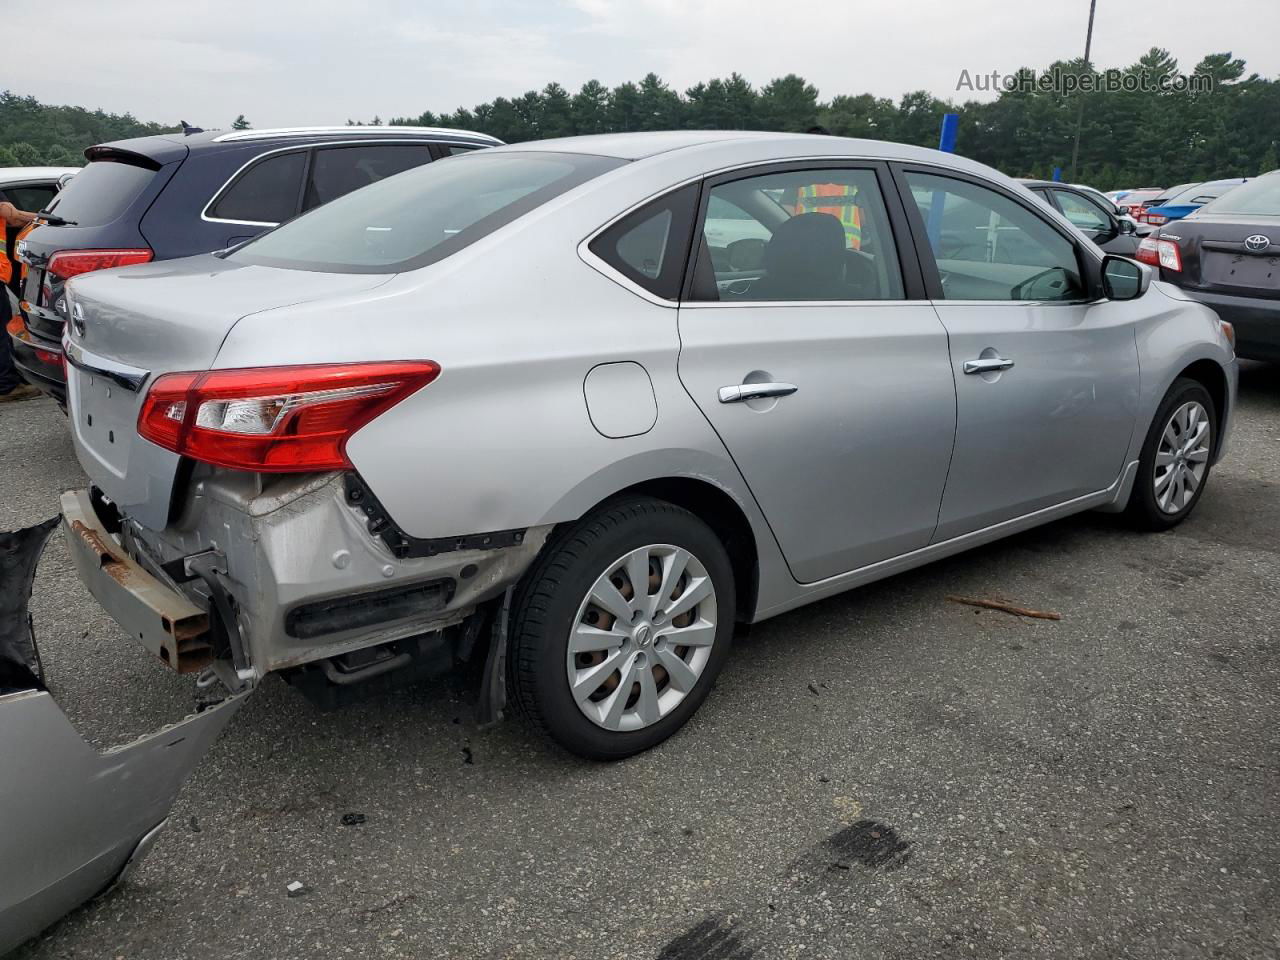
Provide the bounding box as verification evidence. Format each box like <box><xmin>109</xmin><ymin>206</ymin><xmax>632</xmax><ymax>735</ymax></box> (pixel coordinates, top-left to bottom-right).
<box><xmin>0</xmin><ymin>519</ymin><xmax>246</xmax><ymax>956</ymax></box>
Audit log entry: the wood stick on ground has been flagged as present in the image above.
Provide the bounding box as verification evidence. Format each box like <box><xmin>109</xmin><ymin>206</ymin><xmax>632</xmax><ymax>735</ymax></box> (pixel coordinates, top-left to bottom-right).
<box><xmin>945</xmin><ymin>595</ymin><xmax>1063</xmax><ymax>621</ymax></box>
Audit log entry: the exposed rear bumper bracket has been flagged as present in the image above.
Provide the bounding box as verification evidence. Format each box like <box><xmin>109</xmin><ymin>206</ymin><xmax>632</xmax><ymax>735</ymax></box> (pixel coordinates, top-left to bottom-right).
<box><xmin>60</xmin><ymin>490</ymin><xmax>214</xmax><ymax>673</ymax></box>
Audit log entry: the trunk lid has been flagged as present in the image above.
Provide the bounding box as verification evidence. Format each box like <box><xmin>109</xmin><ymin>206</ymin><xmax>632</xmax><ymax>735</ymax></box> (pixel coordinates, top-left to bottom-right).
<box><xmin>65</xmin><ymin>255</ymin><xmax>392</xmax><ymax>529</ymax></box>
<box><xmin>1165</xmin><ymin>214</ymin><xmax>1280</xmax><ymax>299</ymax></box>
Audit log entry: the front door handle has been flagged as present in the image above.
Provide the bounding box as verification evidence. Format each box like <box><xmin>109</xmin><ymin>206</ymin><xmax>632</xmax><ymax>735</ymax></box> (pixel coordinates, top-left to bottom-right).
<box><xmin>718</xmin><ymin>382</ymin><xmax>799</xmax><ymax>404</ymax></box>
<box><xmin>963</xmin><ymin>356</ymin><xmax>1015</xmax><ymax>375</ymax></box>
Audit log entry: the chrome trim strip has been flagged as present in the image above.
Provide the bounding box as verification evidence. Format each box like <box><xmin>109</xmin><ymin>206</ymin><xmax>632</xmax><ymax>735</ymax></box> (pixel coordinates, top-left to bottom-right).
<box><xmin>62</xmin><ymin>337</ymin><xmax>150</xmax><ymax>392</ymax></box>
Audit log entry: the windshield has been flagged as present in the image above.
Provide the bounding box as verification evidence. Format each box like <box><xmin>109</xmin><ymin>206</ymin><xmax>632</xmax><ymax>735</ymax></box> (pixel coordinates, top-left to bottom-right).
<box><xmin>229</xmin><ymin>151</ymin><xmax>625</xmax><ymax>274</ymax></box>
<box><xmin>1197</xmin><ymin>175</ymin><xmax>1280</xmax><ymax>217</ymax></box>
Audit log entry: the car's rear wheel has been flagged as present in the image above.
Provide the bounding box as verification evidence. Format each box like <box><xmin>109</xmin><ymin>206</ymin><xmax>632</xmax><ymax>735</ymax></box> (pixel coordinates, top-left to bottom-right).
<box><xmin>509</xmin><ymin>496</ymin><xmax>735</xmax><ymax>760</ymax></box>
<box><xmin>1127</xmin><ymin>377</ymin><xmax>1216</xmax><ymax>530</ymax></box>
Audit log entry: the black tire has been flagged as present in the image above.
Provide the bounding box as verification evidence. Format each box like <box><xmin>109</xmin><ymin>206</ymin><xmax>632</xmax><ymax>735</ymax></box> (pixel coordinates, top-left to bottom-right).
<box><xmin>1126</xmin><ymin>377</ymin><xmax>1217</xmax><ymax>531</ymax></box>
<box><xmin>508</xmin><ymin>496</ymin><xmax>736</xmax><ymax>760</ymax></box>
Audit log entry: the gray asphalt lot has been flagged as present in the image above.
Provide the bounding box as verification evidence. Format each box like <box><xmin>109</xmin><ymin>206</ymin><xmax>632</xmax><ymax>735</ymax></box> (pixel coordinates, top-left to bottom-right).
<box><xmin>3</xmin><ymin>363</ymin><xmax>1279</xmax><ymax>959</ymax></box>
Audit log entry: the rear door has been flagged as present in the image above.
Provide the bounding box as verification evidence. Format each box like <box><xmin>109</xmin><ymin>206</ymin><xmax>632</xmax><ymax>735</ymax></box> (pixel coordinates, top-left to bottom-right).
<box><xmin>675</xmin><ymin>162</ymin><xmax>957</xmax><ymax>583</ymax></box>
<box><xmin>894</xmin><ymin>166</ymin><xmax>1140</xmax><ymax>541</ymax></box>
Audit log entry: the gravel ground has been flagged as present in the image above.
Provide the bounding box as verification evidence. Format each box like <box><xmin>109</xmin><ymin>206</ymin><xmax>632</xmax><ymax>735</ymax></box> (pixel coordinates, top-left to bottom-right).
<box><xmin>2</xmin><ymin>362</ymin><xmax>1278</xmax><ymax>960</ymax></box>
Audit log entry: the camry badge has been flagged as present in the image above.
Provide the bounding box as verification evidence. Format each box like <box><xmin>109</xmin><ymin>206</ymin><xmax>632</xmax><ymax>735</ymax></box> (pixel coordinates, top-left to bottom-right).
<box><xmin>1244</xmin><ymin>234</ymin><xmax>1271</xmax><ymax>252</ymax></box>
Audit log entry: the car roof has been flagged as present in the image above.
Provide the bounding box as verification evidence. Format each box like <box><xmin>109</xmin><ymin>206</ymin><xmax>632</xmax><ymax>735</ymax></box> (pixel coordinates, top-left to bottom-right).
<box><xmin>493</xmin><ymin>131</ymin><xmax>1007</xmax><ymax>173</ymax></box>
<box><xmin>0</xmin><ymin>166</ymin><xmax>81</xmax><ymax>182</ymax></box>
<box><xmin>88</xmin><ymin>126</ymin><xmax>503</xmax><ymax>165</ymax></box>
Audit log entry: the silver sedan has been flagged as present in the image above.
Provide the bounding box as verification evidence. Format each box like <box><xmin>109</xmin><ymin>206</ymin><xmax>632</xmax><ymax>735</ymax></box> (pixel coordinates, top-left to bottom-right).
<box><xmin>58</xmin><ymin>131</ymin><xmax>1236</xmax><ymax>761</ymax></box>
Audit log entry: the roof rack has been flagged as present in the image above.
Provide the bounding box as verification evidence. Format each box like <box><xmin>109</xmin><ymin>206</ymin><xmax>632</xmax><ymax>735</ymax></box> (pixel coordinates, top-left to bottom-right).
<box><xmin>211</xmin><ymin>126</ymin><xmax>502</xmax><ymax>144</ymax></box>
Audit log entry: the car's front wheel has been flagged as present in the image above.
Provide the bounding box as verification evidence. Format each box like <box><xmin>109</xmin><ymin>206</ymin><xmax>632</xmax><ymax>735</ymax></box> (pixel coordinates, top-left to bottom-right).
<box><xmin>1127</xmin><ymin>377</ymin><xmax>1217</xmax><ymax>530</ymax></box>
<box><xmin>509</xmin><ymin>497</ymin><xmax>735</xmax><ymax>760</ymax></box>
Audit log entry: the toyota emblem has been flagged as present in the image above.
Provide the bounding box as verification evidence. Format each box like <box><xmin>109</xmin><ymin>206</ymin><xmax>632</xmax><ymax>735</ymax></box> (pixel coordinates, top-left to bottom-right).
<box><xmin>1244</xmin><ymin>234</ymin><xmax>1271</xmax><ymax>252</ymax></box>
<box><xmin>71</xmin><ymin>301</ymin><xmax>87</xmax><ymax>337</ymax></box>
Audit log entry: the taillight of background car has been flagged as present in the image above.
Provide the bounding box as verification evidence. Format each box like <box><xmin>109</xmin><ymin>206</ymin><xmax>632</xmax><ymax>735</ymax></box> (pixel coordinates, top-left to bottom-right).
<box><xmin>1136</xmin><ymin>236</ymin><xmax>1182</xmax><ymax>272</ymax></box>
<box><xmin>137</xmin><ymin>361</ymin><xmax>440</xmax><ymax>472</ymax></box>
<box><xmin>47</xmin><ymin>248</ymin><xmax>154</xmax><ymax>281</ymax></box>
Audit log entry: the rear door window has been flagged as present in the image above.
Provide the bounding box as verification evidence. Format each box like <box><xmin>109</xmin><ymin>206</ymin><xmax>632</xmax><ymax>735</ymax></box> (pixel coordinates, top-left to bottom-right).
<box><xmin>208</xmin><ymin>151</ymin><xmax>307</xmax><ymax>224</ymax></box>
<box><xmin>43</xmin><ymin>160</ymin><xmax>156</xmax><ymax>226</ymax></box>
<box><xmin>691</xmin><ymin>167</ymin><xmax>905</xmax><ymax>302</ymax></box>
<box><xmin>302</xmin><ymin>144</ymin><xmax>435</xmax><ymax>211</ymax></box>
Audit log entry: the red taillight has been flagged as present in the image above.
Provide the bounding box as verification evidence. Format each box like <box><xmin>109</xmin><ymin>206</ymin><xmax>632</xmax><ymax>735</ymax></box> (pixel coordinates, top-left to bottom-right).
<box><xmin>47</xmin><ymin>248</ymin><xmax>154</xmax><ymax>280</ymax></box>
<box><xmin>1156</xmin><ymin>239</ymin><xmax>1182</xmax><ymax>272</ymax></box>
<box><xmin>1135</xmin><ymin>237</ymin><xmax>1181</xmax><ymax>272</ymax></box>
<box><xmin>1143</xmin><ymin>213</ymin><xmax>1168</xmax><ymax>226</ymax></box>
<box><xmin>137</xmin><ymin>361</ymin><xmax>441</xmax><ymax>472</ymax></box>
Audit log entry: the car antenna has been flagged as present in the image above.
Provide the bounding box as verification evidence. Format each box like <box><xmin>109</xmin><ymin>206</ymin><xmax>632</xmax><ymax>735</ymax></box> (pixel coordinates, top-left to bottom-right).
<box><xmin>180</xmin><ymin>121</ymin><xmax>204</xmax><ymax>136</ymax></box>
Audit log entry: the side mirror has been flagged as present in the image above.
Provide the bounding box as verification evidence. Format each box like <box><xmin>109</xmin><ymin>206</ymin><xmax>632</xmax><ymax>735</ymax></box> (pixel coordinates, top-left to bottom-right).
<box><xmin>1117</xmin><ymin>218</ymin><xmax>1137</xmax><ymax>235</ymax></box>
<box><xmin>1101</xmin><ymin>255</ymin><xmax>1150</xmax><ymax>301</ymax></box>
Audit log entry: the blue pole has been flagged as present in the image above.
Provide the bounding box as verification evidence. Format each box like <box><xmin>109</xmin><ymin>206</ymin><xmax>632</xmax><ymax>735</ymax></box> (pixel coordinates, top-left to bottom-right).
<box><xmin>937</xmin><ymin>113</ymin><xmax>960</xmax><ymax>153</ymax></box>
<box><xmin>1052</xmin><ymin>166</ymin><xmax>1063</xmax><ymax>182</ymax></box>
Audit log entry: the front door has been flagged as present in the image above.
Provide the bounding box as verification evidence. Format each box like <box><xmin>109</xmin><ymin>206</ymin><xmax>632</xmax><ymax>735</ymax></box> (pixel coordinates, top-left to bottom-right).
<box><xmin>676</xmin><ymin>163</ymin><xmax>957</xmax><ymax>584</ymax></box>
<box><xmin>898</xmin><ymin>168</ymin><xmax>1140</xmax><ymax>542</ymax></box>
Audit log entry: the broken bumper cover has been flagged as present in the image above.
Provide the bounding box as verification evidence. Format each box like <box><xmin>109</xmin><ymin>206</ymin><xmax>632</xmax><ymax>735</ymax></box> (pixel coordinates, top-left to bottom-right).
<box><xmin>0</xmin><ymin>519</ymin><xmax>248</xmax><ymax>956</ymax></box>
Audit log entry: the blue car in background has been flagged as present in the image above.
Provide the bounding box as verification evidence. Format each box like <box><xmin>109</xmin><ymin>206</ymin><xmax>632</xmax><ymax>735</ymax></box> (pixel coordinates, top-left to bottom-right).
<box><xmin>1140</xmin><ymin>178</ymin><xmax>1248</xmax><ymax>227</ymax></box>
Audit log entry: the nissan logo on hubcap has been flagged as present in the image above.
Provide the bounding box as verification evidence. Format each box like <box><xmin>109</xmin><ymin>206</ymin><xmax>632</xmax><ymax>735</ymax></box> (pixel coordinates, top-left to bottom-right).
<box><xmin>635</xmin><ymin>624</ymin><xmax>652</xmax><ymax>648</ymax></box>
<box><xmin>1244</xmin><ymin>234</ymin><xmax>1271</xmax><ymax>252</ymax></box>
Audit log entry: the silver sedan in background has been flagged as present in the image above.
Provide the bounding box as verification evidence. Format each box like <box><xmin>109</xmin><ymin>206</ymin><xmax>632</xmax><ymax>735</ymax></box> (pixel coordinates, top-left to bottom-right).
<box><xmin>55</xmin><ymin>131</ymin><xmax>1235</xmax><ymax>763</ymax></box>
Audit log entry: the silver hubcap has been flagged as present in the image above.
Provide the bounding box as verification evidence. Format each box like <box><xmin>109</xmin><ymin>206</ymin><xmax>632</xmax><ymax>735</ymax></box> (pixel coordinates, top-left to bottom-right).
<box><xmin>1154</xmin><ymin>400</ymin><xmax>1211</xmax><ymax>514</ymax></box>
<box><xmin>567</xmin><ymin>544</ymin><xmax>718</xmax><ymax>732</ymax></box>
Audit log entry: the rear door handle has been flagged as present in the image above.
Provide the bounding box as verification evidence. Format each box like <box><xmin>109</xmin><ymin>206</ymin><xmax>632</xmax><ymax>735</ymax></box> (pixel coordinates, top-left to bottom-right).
<box><xmin>718</xmin><ymin>382</ymin><xmax>799</xmax><ymax>404</ymax></box>
<box><xmin>963</xmin><ymin>356</ymin><xmax>1015</xmax><ymax>375</ymax></box>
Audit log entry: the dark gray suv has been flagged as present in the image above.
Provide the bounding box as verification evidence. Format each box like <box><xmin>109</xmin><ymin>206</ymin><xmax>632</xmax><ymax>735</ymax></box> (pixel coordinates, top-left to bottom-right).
<box><xmin>11</xmin><ymin>126</ymin><xmax>501</xmax><ymax>402</ymax></box>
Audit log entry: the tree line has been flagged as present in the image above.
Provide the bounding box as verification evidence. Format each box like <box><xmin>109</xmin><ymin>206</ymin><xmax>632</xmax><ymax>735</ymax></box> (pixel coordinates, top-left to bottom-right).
<box><xmin>4</xmin><ymin>48</ymin><xmax>1277</xmax><ymax>189</ymax></box>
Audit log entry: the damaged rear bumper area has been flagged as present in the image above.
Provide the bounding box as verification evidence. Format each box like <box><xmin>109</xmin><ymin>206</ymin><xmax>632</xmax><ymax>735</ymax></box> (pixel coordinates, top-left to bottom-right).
<box><xmin>0</xmin><ymin>519</ymin><xmax>247</xmax><ymax>956</ymax></box>
<box><xmin>61</xmin><ymin>472</ymin><xmax>550</xmax><ymax>694</ymax></box>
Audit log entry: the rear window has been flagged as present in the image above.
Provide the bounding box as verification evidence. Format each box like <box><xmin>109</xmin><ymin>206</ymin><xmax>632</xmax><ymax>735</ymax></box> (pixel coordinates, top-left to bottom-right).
<box><xmin>1199</xmin><ymin>176</ymin><xmax>1280</xmax><ymax>217</ymax></box>
<box><xmin>229</xmin><ymin>151</ymin><xmax>624</xmax><ymax>274</ymax></box>
<box><xmin>43</xmin><ymin>160</ymin><xmax>155</xmax><ymax>227</ymax></box>
<box><xmin>1165</xmin><ymin>182</ymin><xmax>1240</xmax><ymax>206</ymax></box>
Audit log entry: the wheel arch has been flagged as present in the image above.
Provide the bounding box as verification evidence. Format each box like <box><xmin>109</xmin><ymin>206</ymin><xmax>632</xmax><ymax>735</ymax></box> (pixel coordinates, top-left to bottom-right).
<box><xmin>1173</xmin><ymin>358</ymin><xmax>1229</xmax><ymax>457</ymax></box>
<box><xmin>545</xmin><ymin>476</ymin><xmax>761</xmax><ymax>624</ymax></box>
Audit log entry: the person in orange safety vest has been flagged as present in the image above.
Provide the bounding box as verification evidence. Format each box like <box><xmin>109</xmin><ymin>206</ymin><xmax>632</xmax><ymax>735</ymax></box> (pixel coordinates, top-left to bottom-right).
<box><xmin>1</xmin><ymin>201</ymin><xmax>41</xmax><ymax>401</ymax></box>
<box><xmin>791</xmin><ymin>182</ymin><xmax>863</xmax><ymax>250</ymax></box>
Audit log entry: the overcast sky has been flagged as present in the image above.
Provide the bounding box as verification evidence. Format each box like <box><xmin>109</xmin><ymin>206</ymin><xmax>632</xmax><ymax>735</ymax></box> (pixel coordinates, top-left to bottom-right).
<box><xmin>3</xmin><ymin>0</ymin><xmax>1276</xmax><ymax>129</ymax></box>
